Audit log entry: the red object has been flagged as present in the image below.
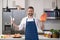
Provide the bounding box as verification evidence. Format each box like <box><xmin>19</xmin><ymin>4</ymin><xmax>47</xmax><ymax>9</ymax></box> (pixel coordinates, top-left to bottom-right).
<box><xmin>40</xmin><ymin>12</ymin><xmax>47</xmax><ymax>22</ymax></box>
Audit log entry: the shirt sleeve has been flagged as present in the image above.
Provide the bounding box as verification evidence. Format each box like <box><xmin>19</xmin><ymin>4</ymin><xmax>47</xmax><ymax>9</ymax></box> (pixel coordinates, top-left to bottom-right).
<box><xmin>18</xmin><ymin>18</ymin><xmax>25</xmax><ymax>30</ymax></box>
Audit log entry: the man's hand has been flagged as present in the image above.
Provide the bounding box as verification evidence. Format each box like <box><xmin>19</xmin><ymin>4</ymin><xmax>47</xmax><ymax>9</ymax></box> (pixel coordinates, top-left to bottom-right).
<box><xmin>10</xmin><ymin>17</ymin><xmax>19</xmax><ymax>31</ymax></box>
<box><xmin>41</xmin><ymin>22</ymin><xmax>44</xmax><ymax>30</ymax></box>
<box><xmin>11</xmin><ymin>18</ymin><xmax>15</xmax><ymax>25</ymax></box>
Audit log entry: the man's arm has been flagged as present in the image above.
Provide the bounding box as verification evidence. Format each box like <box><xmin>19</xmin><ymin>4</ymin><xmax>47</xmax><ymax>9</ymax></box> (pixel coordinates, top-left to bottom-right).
<box><xmin>37</xmin><ymin>19</ymin><xmax>44</xmax><ymax>30</ymax></box>
<box><xmin>11</xmin><ymin>19</ymin><xmax>24</xmax><ymax>31</ymax></box>
<box><xmin>13</xmin><ymin>23</ymin><xmax>19</xmax><ymax>31</ymax></box>
<box><xmin>41</xmin><ymin>22</ymin><xmax>44</xmax><ymax>30</ymax></box>
<box><xmin>11</xmin><ymin>18</ymin><xmax>19</xmax><ymax>31</ymax></box>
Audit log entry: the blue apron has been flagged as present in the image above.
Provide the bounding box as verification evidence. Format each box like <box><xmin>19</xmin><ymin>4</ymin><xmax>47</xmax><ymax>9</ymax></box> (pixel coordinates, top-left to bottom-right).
<box><xmin>25</xmin><ymin>18</ymin><xmax>39</xmax><ymax>40</ymax></box>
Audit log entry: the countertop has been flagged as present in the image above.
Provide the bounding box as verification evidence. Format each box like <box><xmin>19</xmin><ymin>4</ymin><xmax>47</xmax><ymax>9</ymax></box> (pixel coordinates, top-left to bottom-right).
<box><xmin>0</xmin><ymin>35</ymin><xmax>60</xmax><ymax>40</ymax></box>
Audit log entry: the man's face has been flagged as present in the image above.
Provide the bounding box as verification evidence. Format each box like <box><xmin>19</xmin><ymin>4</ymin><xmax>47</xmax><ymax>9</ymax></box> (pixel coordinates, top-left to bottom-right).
<box><xmin>27</xmin><ymin>9</ymin><xmax>34</xmax><ymax>16</ymax></box>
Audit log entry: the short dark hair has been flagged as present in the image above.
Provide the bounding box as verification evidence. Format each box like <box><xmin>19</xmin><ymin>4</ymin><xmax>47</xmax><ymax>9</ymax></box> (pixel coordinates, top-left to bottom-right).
<box><xmin>28</xmin><ymin>6</ymin><xmax>34</xmax><ymax>10</ymax></box>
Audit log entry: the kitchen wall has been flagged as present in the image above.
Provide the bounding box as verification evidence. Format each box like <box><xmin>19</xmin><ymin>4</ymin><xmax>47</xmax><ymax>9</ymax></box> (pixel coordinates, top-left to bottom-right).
<box><xmin>45</xmin><ymin>20</ymin><xmax>60</xmax><ymax>30</ymax></box>
<box><xmin>43</xmin><ymin>0</ymin><xmax>57</xmax><ymax>9</ymax></box>
<box><xmin>2</xmin><ymin>0</ymin><xmax>43</xmax><ymax>19</ymax></box>
<box><xmin>2</xmin><ymin>0</ymin><xmax>25</xmax><ymax>8</ymax></box>
<box><xmin>26</xmin><ymin>0</ymin><xmax>60</xmax><ymax>19</ymax></box>
<box><xmin>57</xmin><ymin>0</ymin><xmax>60</xmax><ymax>9</ymax></box>
<box><xmin>43</xmin><ymin>0</ymin><xmax>60</xmax><ymax>30</ymax></box>
<box><xmin>27</xmin><ymin>0</ymin><xmax>44</xmax><ymax>19</ymax></box>
<box><xmin>0</xmin><ymin>0</ymin><xmax>2</xmax><ymax>34</ymax></box>
<box><xmin>2</xmin><ymin>0</ymin><xmax>60</xmax><ymax>19</ymax></box>
<box><xmin>27</xmin><ymin>0</ymin><xmax>60</xmax><ymax>30</ymax></box>
<box><xmin>0</xmin><ymin>0</ymin><xmax>60</xmax><ymax>34</ymax></box>
<box><xmin>43</xmin><ymin>0</ymin><xmax>60</xmax><ymax>9</ymax></box>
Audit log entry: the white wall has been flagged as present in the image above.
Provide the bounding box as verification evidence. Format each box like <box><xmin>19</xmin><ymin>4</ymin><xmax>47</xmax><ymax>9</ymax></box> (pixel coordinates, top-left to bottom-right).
<box><xmin>25</xmin><ymin>0</ymin><xmax>28</xmax><ymax>10</ymax></box>
<box><xmin>27</xmin><ymin>0</ymin><xmax>44</xmax><ymax>19</ymax></box>
<box><xmin>0</xmin><ymin>0</ymin><xmax>2</xmax><ymax>34</ymax></box>
<box><xmin>43</xmin><ymin>0</ymin><xmax>60</xmax><ymax>9</ymax></box>
<box><xmin>43</xmin><ymin>0</ymin><xmax>53</xmax><ymax>9</ymax></box>
<box><xmin>27</xmin><ymin>0</ymin><xmax>60</xmax><ymax>19</ymax></box>
<box><xmin>57</xmin><ymin>0</ymin><xmax>60</xmax><ymax>9</ymax></box>
<box><xmin>3</xmin><ymin>0</ymin><xmax>25</xmax><ymax>8</ymax></box>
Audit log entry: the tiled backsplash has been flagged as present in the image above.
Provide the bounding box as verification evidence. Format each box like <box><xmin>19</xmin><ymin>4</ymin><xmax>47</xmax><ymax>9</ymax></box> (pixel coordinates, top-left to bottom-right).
<box><xmin>44</xmin><ymin>20</ymin><xmax>60</xmax><ymax>30</ymax></box>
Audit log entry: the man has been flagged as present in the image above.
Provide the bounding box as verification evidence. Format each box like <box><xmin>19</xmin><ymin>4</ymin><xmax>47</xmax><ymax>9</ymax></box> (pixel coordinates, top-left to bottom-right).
<box><xmin>11</xmin><ymin>6</ymin><xmax>44</xmax><ymax>40</ymax></box>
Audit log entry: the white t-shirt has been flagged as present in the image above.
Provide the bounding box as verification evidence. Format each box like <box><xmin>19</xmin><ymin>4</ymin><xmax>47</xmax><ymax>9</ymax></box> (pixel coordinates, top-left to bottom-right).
<box><xmin>18</xmin><ymin>16</ymin><xmax>42</xmax><ymax>32</ymax></box>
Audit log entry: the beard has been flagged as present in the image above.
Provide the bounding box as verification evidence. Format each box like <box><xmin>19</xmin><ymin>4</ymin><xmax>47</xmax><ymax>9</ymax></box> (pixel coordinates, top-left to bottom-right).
<box><xmin>28</xmin><ymin>13</ymin><xmax>33</xmax><ymax>16</ymax></box>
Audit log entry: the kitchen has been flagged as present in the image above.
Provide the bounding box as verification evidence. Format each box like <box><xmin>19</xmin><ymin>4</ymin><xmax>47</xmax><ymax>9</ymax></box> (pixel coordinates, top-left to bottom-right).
<box><xmin>0</xmin><ymin>0</ymin><xmax>60</xmax><ymax>40</ymax></box>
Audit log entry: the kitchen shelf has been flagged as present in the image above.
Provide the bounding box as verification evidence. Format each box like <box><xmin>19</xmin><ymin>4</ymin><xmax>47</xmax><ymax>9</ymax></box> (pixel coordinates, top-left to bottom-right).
<box><xmin>47</xmin><ymin>17</ymin><xmax>60</xmax><ymax>20</ymax></box>
<box><xmin>47</xmin><ymin>17</ymin><xmax>56</xmax><ymax>19</ymax></box>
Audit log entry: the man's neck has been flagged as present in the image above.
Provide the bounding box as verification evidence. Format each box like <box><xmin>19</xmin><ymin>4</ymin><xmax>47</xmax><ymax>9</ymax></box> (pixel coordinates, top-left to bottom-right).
<box><xmin>28</xmin><ymin>15</ymin><xmax>33</xmax><ymax>18</ymax></box>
